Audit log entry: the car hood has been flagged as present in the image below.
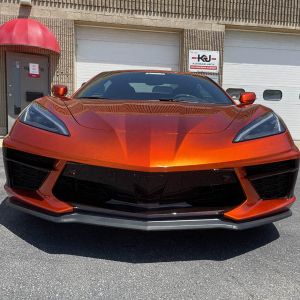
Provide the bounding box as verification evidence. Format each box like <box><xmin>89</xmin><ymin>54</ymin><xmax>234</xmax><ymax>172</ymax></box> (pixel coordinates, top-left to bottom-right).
<box><xmin>26</xmin><ymin>98</ymin><xmax>280</xmax><ymax>170</ymax></box>
<box><xmin>66</xmin><ymin>100</ymin><xmax>241</xmax><ymax>134</ymax></box>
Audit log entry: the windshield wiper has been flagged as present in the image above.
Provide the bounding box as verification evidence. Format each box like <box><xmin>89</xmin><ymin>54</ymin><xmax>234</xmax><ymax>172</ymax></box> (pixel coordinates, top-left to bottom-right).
<box><xmin>78</xmin><ymin>96</ymin><xmax>199</xmax><ymax>103</ymax></box>
<box><xmin>158</xmin><ymin>98</ymin><xmax>199</xmax><ymax>103</ymax></box>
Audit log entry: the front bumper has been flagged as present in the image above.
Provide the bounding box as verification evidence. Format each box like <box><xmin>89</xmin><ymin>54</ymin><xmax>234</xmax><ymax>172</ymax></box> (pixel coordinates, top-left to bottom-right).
<box><xmin>3</xmin><ymin>145</ymin><xmax>299</xmax><ymax>226</ymax></box>
<box><xmin>5</xmin><ymin>197</ymin><xmax>292</xmax><ymax>231</ymax></box>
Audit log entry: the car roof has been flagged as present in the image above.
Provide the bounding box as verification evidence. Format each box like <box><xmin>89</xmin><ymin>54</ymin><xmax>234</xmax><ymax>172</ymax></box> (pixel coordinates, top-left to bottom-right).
<box><xmin>96</xmin><ymin>70</ymin><xmax>207</xmax><ymax>77</ymax></box>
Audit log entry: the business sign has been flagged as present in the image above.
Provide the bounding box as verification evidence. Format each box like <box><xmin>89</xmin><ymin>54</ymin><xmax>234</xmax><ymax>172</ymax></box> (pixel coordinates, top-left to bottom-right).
<box><xmin>189</xmin><ymin>50</ymin><xmax>220</xmax><ymax>73</ymax></box>
<box><xmin>29</xmin><ymin>63</ymin><xmax>40</xmax><ymax>78</ymax></box>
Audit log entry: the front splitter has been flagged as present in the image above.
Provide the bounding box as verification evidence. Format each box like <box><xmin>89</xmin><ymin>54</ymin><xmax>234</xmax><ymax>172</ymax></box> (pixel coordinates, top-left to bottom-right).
<box><xmin>5</xmin><ymin>197</ymin><xmax>292</xmax><ymax>231</ymax></box>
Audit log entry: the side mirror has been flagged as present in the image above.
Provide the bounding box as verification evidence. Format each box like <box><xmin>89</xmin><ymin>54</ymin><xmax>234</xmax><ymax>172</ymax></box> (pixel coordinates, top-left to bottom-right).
<box><xmin>239</xmin><ymin>92</ymin><xmax>256</xmax><ymax>105</ymax></box>
<box><xmin>52</xmin><ymin>85</ymin><xmax>68</xmax><ymax>98</ymax></box>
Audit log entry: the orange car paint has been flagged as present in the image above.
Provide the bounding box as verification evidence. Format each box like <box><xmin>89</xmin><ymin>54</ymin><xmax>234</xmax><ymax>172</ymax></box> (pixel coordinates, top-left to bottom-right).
<box><xmin>3</xmin><ymin>72</ymin><xmax>300</xmax><ymax>222</ymax></box>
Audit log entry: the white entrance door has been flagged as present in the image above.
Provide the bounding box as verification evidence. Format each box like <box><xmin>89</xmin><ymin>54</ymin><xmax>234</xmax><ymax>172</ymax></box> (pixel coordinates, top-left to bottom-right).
<box><xmin>6</xmin><ymin>52</ymin><xmax>49</xmax><ymax>132</ymax></box>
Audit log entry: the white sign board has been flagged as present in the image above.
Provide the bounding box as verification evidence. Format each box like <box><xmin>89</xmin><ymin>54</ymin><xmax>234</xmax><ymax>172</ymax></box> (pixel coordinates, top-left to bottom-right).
<box><xmin>189</xmin><ymin>50</ymin><xmax>220</xmax><ymax>73</ymax></box>
<box><xmin>29</xmin><ymin>63</ymin><xmax>40</xmax><ymax>78</ymax></box>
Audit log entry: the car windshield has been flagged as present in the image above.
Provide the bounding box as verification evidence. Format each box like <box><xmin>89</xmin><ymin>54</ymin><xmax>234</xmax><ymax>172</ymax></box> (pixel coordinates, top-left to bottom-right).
<box><xmin>75</xmin><ymin>72</ymin><xmax>232</xmax><ymax>105</ymax></box>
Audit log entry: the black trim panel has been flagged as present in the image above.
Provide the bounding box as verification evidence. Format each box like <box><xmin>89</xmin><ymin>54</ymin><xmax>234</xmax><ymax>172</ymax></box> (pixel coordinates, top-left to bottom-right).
<box><xmin>245</xmin><ymin>159</ymin><xmax>299</xmax><ymax>200</ymax></box>
<box><xmin>3</xmin><ymin>147</ymin><xmax>57</xmax><ymax>191</ymax></box>
<box><xmin>3</xmin><ymin>148</ymin><xmax>56</xmax><ymax>171</ymax></box>
<box><xmin>5</xmin><ymin>197</ymin><xmax>292</xmax><ymax>231</ymax></box>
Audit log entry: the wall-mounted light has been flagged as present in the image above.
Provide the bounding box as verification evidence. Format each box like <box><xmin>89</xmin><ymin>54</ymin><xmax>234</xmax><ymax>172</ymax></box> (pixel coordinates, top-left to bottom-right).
<box><xmin>20</xmin><ymin>0</ymin><xmax>32</xmax><ymax>6</ymax></box>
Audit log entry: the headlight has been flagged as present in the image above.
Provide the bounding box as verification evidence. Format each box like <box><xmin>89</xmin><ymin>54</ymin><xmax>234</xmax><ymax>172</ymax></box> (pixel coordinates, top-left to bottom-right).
<box><xmin>19</xmin><ymin>103</ymin><xmax>70</xmax><ymax>136</ymax></box>
<box><xmin>234</xmin><ymin>112</ymin><xmax>286</xmax><ymax>142</ymax></box>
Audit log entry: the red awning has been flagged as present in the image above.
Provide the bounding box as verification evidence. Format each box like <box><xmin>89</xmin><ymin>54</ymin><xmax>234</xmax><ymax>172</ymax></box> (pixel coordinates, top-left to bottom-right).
<box><xmin>0</xmin><ymin>18</ymin><xmax>60</xmax><ymax>53</ymax></box>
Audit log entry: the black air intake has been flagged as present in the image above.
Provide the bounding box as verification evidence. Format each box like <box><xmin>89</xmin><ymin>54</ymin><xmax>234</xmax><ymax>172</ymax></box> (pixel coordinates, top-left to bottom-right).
<box><xmin>245</xmin><ymin>160</ymin><xmax>299</xmax><ymax>200</ymax></box>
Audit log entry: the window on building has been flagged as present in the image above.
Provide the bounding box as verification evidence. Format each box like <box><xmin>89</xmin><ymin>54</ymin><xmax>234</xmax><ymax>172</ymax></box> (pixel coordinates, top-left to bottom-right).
<box><xmin>226</xmin><ymin>88</ymin><xmax>245</xmax><ymax>100</ymax></box>
<box><xmin>263</xmin><ymin>90</ymin><xmax>282</xmax><ymax>101</ymax></box>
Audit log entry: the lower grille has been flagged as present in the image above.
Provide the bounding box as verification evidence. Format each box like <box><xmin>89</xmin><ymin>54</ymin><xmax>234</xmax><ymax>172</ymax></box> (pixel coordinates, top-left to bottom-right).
<box><xmin>245</xmin><ymin>159</ymin><xmax>299</xmax><ymax>200</ymax></box>
<box><xmin>53</xmin><ymin>163</ymin><xmax>246</xmax><ymax>214</ymax></box>
<box><xmin>3</xmin><ymin>148</ymin><xmax>56</xmax><ymax>191</ymax></box>
<box><xmin>5</xmin><ymin>161</ymin><xmax>49</xmax><ymax>190</ymax></box>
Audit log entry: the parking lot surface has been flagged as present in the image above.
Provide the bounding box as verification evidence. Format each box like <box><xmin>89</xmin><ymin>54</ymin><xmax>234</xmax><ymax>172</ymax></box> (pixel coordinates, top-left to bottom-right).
<box><xmin>0</xmin><ymin>150</ymin><xmax>299</xmax><ymax>300</ymax></box>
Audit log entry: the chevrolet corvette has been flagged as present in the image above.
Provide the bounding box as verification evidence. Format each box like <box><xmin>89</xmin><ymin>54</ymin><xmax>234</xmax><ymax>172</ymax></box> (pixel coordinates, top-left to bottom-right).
<box><xmin>3</xmin><ymin>71</ymin><xmax>300</xmax><ymax>230</ymax></box>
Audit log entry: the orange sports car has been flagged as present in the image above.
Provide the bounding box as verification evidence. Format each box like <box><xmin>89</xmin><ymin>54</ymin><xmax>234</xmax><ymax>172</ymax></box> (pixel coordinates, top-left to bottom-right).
<box><xmin>3</xmin><ymin>71</ymin><xmax>300</xmax><ymax>230</ymax></box>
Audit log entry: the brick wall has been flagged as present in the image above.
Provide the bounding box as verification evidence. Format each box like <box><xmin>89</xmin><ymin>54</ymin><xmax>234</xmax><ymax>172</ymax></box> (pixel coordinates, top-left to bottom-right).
<box><xmin>182</xmin><ymin>29</ymin><xmax>224</xmax><ymax>83</ymax></box>
<box><xmin>2</xmin><ymin>0</ymin><xmax>300</xmax><ymax>28</ymax></box>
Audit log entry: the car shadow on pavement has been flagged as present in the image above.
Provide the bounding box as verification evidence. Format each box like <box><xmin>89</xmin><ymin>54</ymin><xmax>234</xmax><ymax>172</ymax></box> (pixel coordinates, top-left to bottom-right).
<box><xmin>0</xmin><ymin>198</ymin><xmax>280</xmax><ymax>263</ymax></box>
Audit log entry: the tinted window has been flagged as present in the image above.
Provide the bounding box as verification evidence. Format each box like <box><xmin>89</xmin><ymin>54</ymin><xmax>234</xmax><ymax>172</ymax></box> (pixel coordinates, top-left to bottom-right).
<box><xmin>226</xmin><ymin>88</ymin><xmax>245</xmax><ymax>100</ymax></box>
<box><xmin>75</xmin><ymin>72</ymin><xmax>232</xmax><ymax>105</ymax></box>
<box><xmin>263</xmin><ymin>90</ymin><xmax>282</xmax><ymax>101</ymax></box>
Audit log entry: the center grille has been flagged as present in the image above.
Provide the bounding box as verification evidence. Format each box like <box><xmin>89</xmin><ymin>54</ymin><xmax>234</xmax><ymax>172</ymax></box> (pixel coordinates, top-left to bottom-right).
<box><xmin>53</xmin><ymin>163</ymin><xmax>246</xmax><ymax>214</ymax></box>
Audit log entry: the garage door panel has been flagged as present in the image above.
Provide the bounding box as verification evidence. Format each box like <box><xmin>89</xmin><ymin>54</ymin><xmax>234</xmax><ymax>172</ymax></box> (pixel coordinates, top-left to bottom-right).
<box><xmin>77</xmin><ymin>41</ymin><xmax>179</xmax><ymax>65</ymax></box>
<box><xmin>225</xmin><ymin>47</ymin><xmax>300</xmax><ymax>66</ymax></box>
<box><xmin>225</xmin><ymin>31</ymin><xmax>300</xmax><ymax>51</ymax></box>
<box><xmin>224</xmin><ymin>64</ymin><xmax>300</xmax><ymax>87</ymax></box>
<box><xmin>76</xmin><ymin>26</ymin><xmax>180</xmax><ymax>90</ymax></box>
<box><xmin>76</xmin><ymin>27</ymin><xmax>179</xmax><ymax>46</ymax></box>
<box><xmin>224</xmin><ymin>30</ymin><xmax>300</xmax><ymax>140</ymax></box>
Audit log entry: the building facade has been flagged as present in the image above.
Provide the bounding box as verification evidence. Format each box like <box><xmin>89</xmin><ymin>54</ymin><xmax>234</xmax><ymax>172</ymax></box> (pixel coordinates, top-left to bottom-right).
<box><xmin>0</xmin><ymin>0</ymin><xmax>300</xmax><ymax>139</ymax></box>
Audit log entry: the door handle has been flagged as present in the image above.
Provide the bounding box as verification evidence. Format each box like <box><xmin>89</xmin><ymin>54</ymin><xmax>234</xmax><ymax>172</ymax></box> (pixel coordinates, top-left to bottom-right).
<box><xmin>13</xmin><ymin>61</ymin><xmax>22</xmax><ymax>115</ymax></box>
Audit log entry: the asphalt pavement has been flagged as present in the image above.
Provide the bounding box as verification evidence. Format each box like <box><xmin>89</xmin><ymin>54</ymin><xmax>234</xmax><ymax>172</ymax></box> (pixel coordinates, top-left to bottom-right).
<box><xmin>0</xmin><ymin>149</ymin><xmax>299</xmax><ymax>300</ymax></box>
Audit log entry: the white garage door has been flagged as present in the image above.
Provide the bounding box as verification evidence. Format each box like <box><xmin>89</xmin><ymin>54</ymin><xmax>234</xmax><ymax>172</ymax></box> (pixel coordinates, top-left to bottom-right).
<box><xmin>223</xmin><ymin>30</ymin><xmax>300</xmax><ymax>140</ymax></box>
<box><xmin>75</xmin><ymin>26</ymin><xmax>180</xmax><ymax>89</ymax></box>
